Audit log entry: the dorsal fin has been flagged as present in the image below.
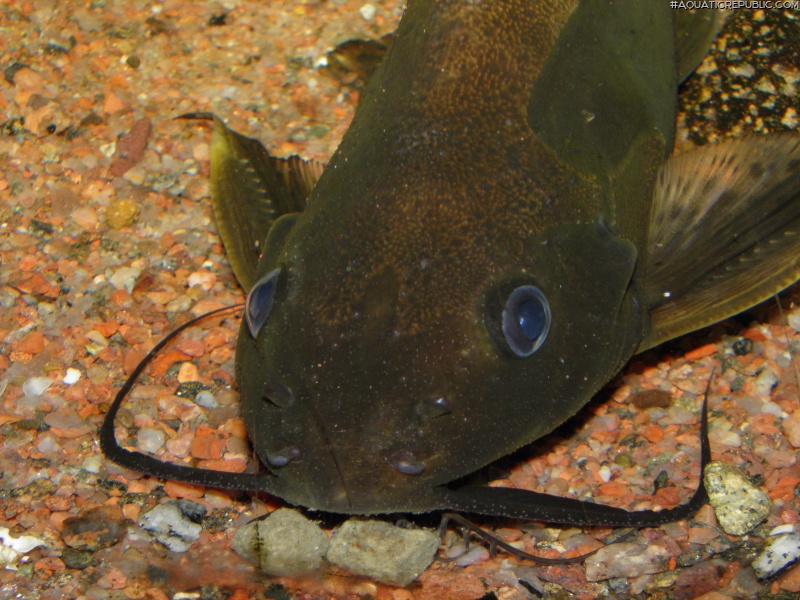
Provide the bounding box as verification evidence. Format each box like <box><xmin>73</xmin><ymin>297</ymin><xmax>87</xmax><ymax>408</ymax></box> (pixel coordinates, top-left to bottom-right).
<box><xmin>179</xmin><ymin>113</ymin><xmax>325</xmax><ymax>291</ymax></box>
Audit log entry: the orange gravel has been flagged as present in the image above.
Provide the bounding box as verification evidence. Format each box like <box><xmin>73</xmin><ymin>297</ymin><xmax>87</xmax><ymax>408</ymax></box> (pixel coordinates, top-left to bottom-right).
<box><xmin>1</xmin><ymin>2</ymin><xmax>799</xmax><ymax>599</ymax></box>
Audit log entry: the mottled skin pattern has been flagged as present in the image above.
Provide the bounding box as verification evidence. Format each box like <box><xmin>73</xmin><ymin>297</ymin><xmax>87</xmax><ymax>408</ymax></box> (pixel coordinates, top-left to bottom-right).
<box><xmin>236</xmin><ymin>0</ymin><xmax>676</xmax><ymax>514</ymax></box>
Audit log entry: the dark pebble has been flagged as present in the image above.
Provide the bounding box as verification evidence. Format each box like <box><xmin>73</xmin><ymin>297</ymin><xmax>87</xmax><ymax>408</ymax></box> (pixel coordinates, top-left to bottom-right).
<box><xmin>61</xmin><ymin>547</ymin><xmax>97</xmax><ymax>569</ymax></box>
<box><xmin>61</xmin><ymin>506</ymin><xmax>126</xmax><ymax>552</ymax></box>
<box><xmin>177</xmin><ymin>499</ymin><xmax>207</xmax><ymax>523</ymax></box>
<box><xmin>630</xmin><ymin>389</ymin><xmax>673</xmax><ymax>409</ymax></box>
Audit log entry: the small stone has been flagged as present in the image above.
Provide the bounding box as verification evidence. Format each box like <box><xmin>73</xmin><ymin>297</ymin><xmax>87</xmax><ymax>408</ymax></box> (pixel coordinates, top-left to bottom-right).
<box><xmin>62</xmin><ymin>368</ymin><xmax>81</xmax><ymax>385</ymax></box>
<box><xmin>22</xmin><ymin>376</ymin><xmax>53</xmax><ymax>397</ymax></box>
<box><xmin>165</xmin><ymin>432</ymin><xmax>193</xmax><ymax>457</ymax></box>
<box><xmin>136</xmin><ymin>428</ymin><xmax>165</xmax><ymax>453</ymax></box>
<box><xmin>788</xmin><ymin>309</ymin><xmax>800</xmax><ymax>333</ymax></box>
<box><xmin>44</xmin><ymin>407</ymin><xmax>93</xmax><ymax>437</ymax></box>
<box><xmin>176</xmin><ymin>362</ymin><xmax>199</xmax><ymax>383</ymax></box>
<box><xmin>0</xmin><ymin>527</ymin><xmax>45</xmax><ymax>570</ymax></box>
<box><xmin>109</xmin><ymin>267</ymin><xmax>141</xmax><ymax>292</ymax></box>
<box><xmin>782</xmin><ymin>107</ymin><xmax>799</xmax><ymax>129</ymax></box>
<box><xmin>704</xmin><ymin>461</ymin><xmax>771</xmax><ymax>535</ymax></box>
<box><xmin>585</xmin><ymin>542</ymin><xmax>669</xmax><ymax>581</ymax></box>
<box><xmin>753</xmin><ymin>533</ymin><xmax>800</xmax><ymax>579</ymax></box>
<box><xmin>0</xmin><ymin>528</ymin><xmax>45</xmax><ymax>553</ymax></box>
<box><xmin>231</xmin><ymin>508</ymin><xmax>329</xmax><ymax>576</ymax></box>
<box><xmin>176</xmin><ymin>499</ymin><xmax>207</xmax><ymax>523</ymax></box>
<box><xmin>782</xmin><ymin>409</ymin><xmax>800</xmax><ymax>448</ymax></box>
<box><xmin>778</xmin><ymin>560</ymin><xmax>800</xmax><ymax>593</ymax></box>
<box><xmin>771</xmin><ymin>524</ymin><xmax>797</xmax><ymax>536</ymax></box>
<box><xmin>359</xmin><ymin>3</ymin><xmax>376</xmax><ymax>20</ymax></box>
<box><xmin>62</xmin><ymin>507</ymin><xmax>126</xmax><ymax>552</ymax></box>
<box><xmin>18</xmin><ymin>330</ymin><xmax>45</xmax><ymax>354</ymax></box>
<box><xmin>187</xmin><ymin>270</ymin><xmax>216</xmax><ymax>291</ymax></box>
<box><xmin>62</xmin><ymin>548</ymin><xmax>96</xmax><ymax>569</ymax></box>
<box><xmin>630</xmin><ymin>389</ymin><xmax>673</xmax><ymax>409</ymax></box>
<box><xmin>753</xmin><ymin>365</ymin><xmax>779</xmax><ymax>397</ymax></box>
<box><xmin>444</xmin><ymin>543</ymin><xmax>489</xmax><ymax>567</ymax></box>
<box><xmin>106</xmin><ymin>198</ymin><xmax>139</xmax><ymax>229</ymax></box>
<box><xmin>71</xmin><ymin>207</ymin><xmax>98</xmax><ymax>229</ymax></box>
<box><xmin>673</xmin><ymin>561</ymin><xmax>722</xmax><ymax>598</ymax></box>
<box><xmin>326</xmin><ymin>519</ymin><xmax>439</xmax><ymax>586</ymax></box>
<box><xmin>81</xmin><ymin>455</ymin><xmax>102</xmax><ymax>474</ymax></box>
<box><xmin>194</xmin><ymin>390</ymin><xmax>218</xmax><ymax>409</ymax></box>
<box><xmin>138</xmin><ymin>503</ymin><xmax>201</xmax><ymax>553</ymax></box>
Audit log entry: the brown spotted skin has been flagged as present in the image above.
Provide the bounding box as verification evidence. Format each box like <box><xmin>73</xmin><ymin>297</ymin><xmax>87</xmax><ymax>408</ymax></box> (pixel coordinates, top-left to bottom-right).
<box><xmin>234</xmin><ymin>0</ymin><xmax>679</xmax><ymax>514</ymax></box>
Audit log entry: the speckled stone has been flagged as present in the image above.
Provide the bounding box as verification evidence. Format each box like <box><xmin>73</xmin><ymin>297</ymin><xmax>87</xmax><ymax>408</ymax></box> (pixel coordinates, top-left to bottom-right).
<box><xmin>704</xmin><ymin>461</ymin><xmax>771</xmax><ymax>536</ymax></box>
<box><xmin>105</xmin><ymin>198</ymin><xmax>140</xmax><ymax>229</ymax></box>
<box><xmin>61</xmin><ymin>506</ymin><xmax>127</xmax><ymax>552</ymax></box>
<box><xmin>753</xmin><ymin>533</ymin><xmax>800</xmax><ymax>579</ymax></box>
<box><xmin>137</xmin><ymin>503</ymin><xmax>202</xmax><ymax>553</ymax></box>
<box><xmin>326</xmin><ymin>519</ymin><xmax>440</xmax><ymax>586</ymax></box>
<box><xmin>231</xmin><ymin>508</ymin><xmax>329</xmax><ymax>577</ymax></box>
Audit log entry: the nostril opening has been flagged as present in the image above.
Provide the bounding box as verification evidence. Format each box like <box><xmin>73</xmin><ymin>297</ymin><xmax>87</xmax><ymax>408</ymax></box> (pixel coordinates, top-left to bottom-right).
<box><xmin>266</xmin><ymin>445</ymin><xmax>302</xmax><ymax>468</ymax></box>
<box><xmin>262</xmin><ymin>383</ymin><xmax>294</xmax><ymax>408</ymax></box>
<box><xmin>388</xmin><ymin>450</ymin><xmax>426</xmax><ymax>475</ymax></box>
<box><xmin>417</xmin><ymin>396</ymin><xmax>452</xmax><ymax>424</ymax></box>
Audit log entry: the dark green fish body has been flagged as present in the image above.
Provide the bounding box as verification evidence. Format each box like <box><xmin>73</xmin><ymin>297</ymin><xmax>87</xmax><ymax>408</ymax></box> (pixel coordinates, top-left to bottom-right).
<box><xmin>104</xmin><ymin>0</ymin><xmax>800</xmax><ymax>525</ymax></box>
<box><xmin>236</xmin><ymin>0</ymin><xmax>665</xmax><ymax>513</ymax></box>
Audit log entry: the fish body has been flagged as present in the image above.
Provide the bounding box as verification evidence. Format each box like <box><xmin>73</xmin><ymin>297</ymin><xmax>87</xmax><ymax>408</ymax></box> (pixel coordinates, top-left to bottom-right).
<box><xmin>104</xmin><ymin>0</ymin><xmax>800</xmax><ymax>523</ymax></box>
<box><xmin>236</xmin><ymin>0</ymin><xmax>663</xmax><ymax>514</ymax></box>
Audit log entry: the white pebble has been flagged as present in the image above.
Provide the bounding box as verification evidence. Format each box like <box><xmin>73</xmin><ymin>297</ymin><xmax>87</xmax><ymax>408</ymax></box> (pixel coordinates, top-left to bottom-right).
<box><xmin>709</xmin><ymin>428</ymin><xmax>742</xmax><ymax>448</ymax></box>
<box><xmin>108</xmin><ymin>266</ymin><xmax>141</xmax><ymax>292</ymax></box>
<box><xmin>81</xmin><ymin>455</ymin><xmax>103</xmax><ymax>474</ymax></box>
<box><xmin>598</xmin><ymin>465</ymin><xmax>612</xmax><ymax>483</ymax></box>
<box><xmin>137</xmin><ymin>428</ymin><xmax>166</xmax><ymax>453</ymax></box>
<box><xmin>188</xmin><ymin>270</ymin><xmax>216</xmax><ymax>291</ymax></box>
<box><xmin>770</xmin><ymin>524</ymin><xmax>797</xmax><ymax>536</ymax></box>
<box><xmin>139</xmin><ymin>503</ymin><xmax>202</xmax><ymax>553</ymax></box>
<box><xmin>585</xmin><ymin>542</ymin><xmax>668</xmax><ymax>581</ymax></box>
<box><xmin>753</xmin><ymin>533</ymin><xmax>800</xmax><ymax>578</ymax></box>
<box><xmin>62</xmin><ymin>368</ymin><xmax>81</xmax><ymax>385</ymax></box>
<box><xmin>166</xmin><ymin>295</ymin><xmax>192</xmax><ymax>313</ymax></box>
<box><xmin>453</xmin><ymin>544</ymin><xmax>489</xmax><ymax>567</ymax></box>
<box><xmin>360</xmin><ymin>3</ymin><xmax>376</xmax><ymax>20</ymax></box>
<box><xmin>22</xmin><ymin>377</ymin><xmax>53</xmax><ymax>397</ymax></box>
<box><xmin>36</xmin><ymin>436</ymin><xmax>59</xmax><ymax>454</ymax></box>
<box><xmin>0</xmin><ymin>527</ymin><xmax>45</xmax><ymax>553</ymax></box>
<box><xmin>754</xmin><ymin>366</ymin><xmax>779</xmax><ymax>397</ymax></box>
<box><xmin>194</xmin><ymin>390</ymin><xmax>218</xmax><ymax>409</ymax></box>
<box><xmin>788</xmin><ymin>309</ymin><xmax>800</xmax><ymax>333</ymax></box>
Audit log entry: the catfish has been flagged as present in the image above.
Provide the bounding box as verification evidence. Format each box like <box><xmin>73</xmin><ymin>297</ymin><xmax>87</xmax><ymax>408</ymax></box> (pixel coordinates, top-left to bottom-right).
<box><xmin>102</xmin><ymin>0</ymin><xmax>800</xmax><ymax>533</ymax></box>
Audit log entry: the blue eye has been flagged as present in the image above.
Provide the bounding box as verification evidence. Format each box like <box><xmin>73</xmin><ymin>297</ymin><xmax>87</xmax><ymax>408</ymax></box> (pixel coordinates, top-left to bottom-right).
<box><xmin>245</xmin><ymin>268</ymin><xmax>280</xmax><ymax>338</ymax></box>
<box><xmin>501</xmin><ymin>285</ymin><xmax>550</xmax><ymax>357</ymax></box>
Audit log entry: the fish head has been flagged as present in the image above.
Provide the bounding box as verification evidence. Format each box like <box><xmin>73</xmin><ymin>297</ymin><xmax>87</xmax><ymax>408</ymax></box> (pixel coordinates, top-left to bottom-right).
<box><xmin>236</xmin><ymin>179</ymin><xmax>644</xmax><ymax>514</ymax></box>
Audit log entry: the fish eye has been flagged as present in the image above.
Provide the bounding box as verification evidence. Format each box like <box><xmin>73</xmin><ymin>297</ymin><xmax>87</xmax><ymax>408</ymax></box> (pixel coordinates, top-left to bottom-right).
<box><xmin>501</xmin><ymin>285</ymin><xmax>550</xmax><ymax>357</ymax></box>
<box><xmin>245</xmin><ymin>268</ymin><xmax>281</xmax><ymax>338</ymax></box>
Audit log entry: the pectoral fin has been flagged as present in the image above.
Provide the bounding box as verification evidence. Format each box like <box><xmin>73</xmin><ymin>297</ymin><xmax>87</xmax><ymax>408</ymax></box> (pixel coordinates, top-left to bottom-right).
<box><xmin>181</xmin><ymin>113</ymin><xmax>325</xmax><ymax>291</ymax></box>
<box><xmin>641</xmin><ymin>134</ymin><xmax>800</xmax><ymax>351</ymax></box>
